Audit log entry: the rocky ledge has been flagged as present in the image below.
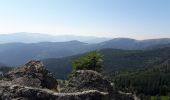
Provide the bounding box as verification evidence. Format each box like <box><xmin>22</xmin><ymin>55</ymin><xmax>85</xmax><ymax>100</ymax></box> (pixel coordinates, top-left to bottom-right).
<box><xmin>0</xmin><ymin>81</ymin><xmax>108</xmax><ymax>100</ymax></box>
<box><xmin>0</xmin><ymin>61</ymin><xmax>133</xmax><ymax>100</ymax></box>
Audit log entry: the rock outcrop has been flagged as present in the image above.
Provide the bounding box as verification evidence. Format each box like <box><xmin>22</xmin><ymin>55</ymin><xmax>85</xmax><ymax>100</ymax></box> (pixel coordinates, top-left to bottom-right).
<box><xmin>0</xmin><ymin>81</ymin><xmax>108</xmax><ymax>100</ymax></box>
<box><xmin>61</xmin><ymin>70</ymin><xmax>134</xmax><ymax>100</ymax></box>
<box><xmin>3</xmin><ymin>60</ymin><xmax>58</xmax><ymax>90</ymax></box>
<box><xmin>0</xmin><ymin>61</ymin><xmax>134</xmax><ymax>100</ymax></box>
<box><xmin>62</xmin><ymin>70</ymin><xmax>113</xmax><ymax>93</ymax></box>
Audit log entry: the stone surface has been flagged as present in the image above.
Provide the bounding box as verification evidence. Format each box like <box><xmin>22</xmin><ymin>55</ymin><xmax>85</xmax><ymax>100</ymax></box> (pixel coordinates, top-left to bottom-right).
<box><xmin>62</xmin><ymin>70</ymin><xmax>113</xmax><ymax>93</ymax></box>
<box><xmin>0</xmin><ymin>81</ymin><xmax>109</xmax><ymax>100</ymax></box>
<box><xmin>3</xmin><ymin>60</ymin><xmax>58</xmax><ymax>90</ymax></box>
<box><xmin>61</xmin><ymin>70</ymin><xmax>134</xmax><ymax>100</ymax></box>
<box><xmin>0</xmin><ymin>61</ymin><xmax>134</xmax><ymax>100</ymax></box>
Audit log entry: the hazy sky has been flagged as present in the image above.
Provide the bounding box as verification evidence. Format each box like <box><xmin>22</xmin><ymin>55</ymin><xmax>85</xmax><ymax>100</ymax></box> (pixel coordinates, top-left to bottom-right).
<box><xmin>0</xmin><ymin>0</ymin><xmax>170</xmax><ymax>39</ymax></box>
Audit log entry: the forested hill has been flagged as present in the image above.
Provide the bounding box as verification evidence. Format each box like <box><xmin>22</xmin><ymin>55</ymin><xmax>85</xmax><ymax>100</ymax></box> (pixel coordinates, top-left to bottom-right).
<box><xmin>42</xmin><ymin>47</ymin><xmax>170</xmax><ymax>79</ymax></box>
<box><xmin>113</xmin><ymin>58</ymin><xmax>170</xmax><ymax>97</ymax></box>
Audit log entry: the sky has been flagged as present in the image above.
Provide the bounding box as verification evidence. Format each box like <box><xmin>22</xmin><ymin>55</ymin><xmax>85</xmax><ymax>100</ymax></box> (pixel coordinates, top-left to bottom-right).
<box><xmin>0</xmin><ymin>0</ymin><xmax>170</xmax><ymax>39</ymax></box>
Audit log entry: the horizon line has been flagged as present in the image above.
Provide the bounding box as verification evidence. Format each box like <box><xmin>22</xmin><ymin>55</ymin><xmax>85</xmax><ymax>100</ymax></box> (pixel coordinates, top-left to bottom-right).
<box><xmin>0</xmin><ymin>32</ymin><xmax>169</xmax><ymax>40</ymax></box>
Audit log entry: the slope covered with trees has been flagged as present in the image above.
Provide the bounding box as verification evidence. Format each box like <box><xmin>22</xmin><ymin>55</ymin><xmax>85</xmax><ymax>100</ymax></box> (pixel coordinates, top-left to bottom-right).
<box><xmin>42</xmin><ymin>47</ymin><xmax>170</xmax><ymax>79</ymax></box>
<box><xmin>112</xmin><ymin>59</ymin><xmax>170</xmax><ymax>97</ymax></box>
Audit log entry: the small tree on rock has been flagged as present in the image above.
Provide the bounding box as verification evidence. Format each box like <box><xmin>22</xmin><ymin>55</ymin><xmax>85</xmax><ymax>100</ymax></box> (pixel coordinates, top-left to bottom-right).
<box><xmin>72</xmin><ymin>51</ymin><xmax>103</xmax><ymax>72</ymax></box>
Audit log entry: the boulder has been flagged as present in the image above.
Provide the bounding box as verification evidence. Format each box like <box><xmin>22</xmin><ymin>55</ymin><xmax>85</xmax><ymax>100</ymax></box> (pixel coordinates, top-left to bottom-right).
<box><xmin>62</xmin><ymin>70</ymin><xmax>113</xmax><ymax>94</ymax></box>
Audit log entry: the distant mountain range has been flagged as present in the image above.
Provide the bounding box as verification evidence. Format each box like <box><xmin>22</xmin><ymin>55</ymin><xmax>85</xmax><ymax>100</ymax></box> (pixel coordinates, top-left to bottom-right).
<box><xmin>0</xmin><ymin>32</ymin><xmax>109</xmax><ymax>44</ymax></box>
<box><xmin>42</xmin><ymin>47</ymin><xmax>170</xmax><ymax>79</ymax></box>
<box><xmin>0</xmin><ymin>35</ymin><xmax>170</xmax><ymax>66</ymax></box>
<box><xmin>0</xmin><ymin>40</ymin><xmax>90</xmax><ymax>65</ymax></box>
<box><xmin>98</xmin><ymin>38</ymin><xmax>170</xmax><ymax>50</ymax></box>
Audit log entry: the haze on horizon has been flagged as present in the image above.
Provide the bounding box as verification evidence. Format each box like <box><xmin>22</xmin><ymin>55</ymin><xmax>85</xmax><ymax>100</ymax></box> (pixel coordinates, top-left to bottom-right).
<box><xmin>0</xmin><ymin>0</ymin><xmax>170</xmax><ymax>39</ymax></box>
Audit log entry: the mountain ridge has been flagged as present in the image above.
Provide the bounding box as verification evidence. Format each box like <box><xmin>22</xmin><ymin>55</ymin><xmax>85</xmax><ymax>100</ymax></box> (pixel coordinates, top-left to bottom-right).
<box><xmin>0</xmin><ymin>37</ymin><xmax>170</xmax><ymax>65</ymax></box>
<box><xmin>0</xmin><ymin>32</ymin><xmax>110</xmax><ymax>44</ymax></box>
